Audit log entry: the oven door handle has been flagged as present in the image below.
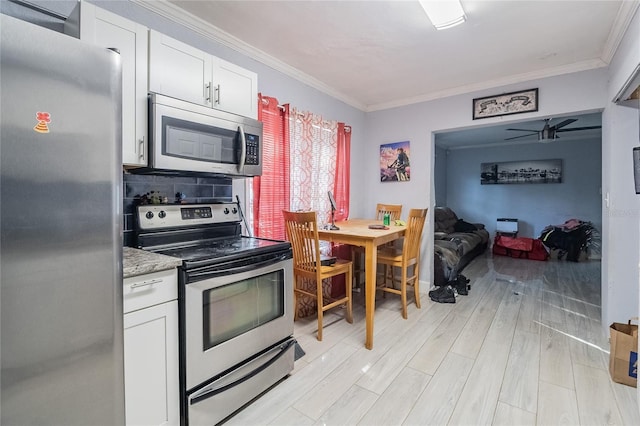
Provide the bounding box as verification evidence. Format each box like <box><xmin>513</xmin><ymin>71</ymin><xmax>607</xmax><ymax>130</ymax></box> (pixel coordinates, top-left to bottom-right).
<box><xmin>189</xmin><ymin>338</ymin><xmax>295</xmax><ymax>405</ymax></box>
<box><xmin>187</xmin><ymin>253</ymin><xmax>289</xmax><ymax>279</ymax></box>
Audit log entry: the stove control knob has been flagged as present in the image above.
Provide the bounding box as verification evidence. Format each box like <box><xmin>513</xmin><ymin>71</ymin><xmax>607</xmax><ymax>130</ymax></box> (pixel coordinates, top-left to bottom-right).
<box><xmin>145</xmin><ymin>211</ymin><xmax>154</xmax><ymax>219</ymax></box>
<box><xmin>232</xmin><ymin>207</ymin><xmax>238</xmax><ymax>214</ymax></box>
<box><xmin>158</xmin><ymin>211</ymin><xmax>166</xmax><ymax>219</ymax></box>
<box><xmin>223</xmin><ymin>208</ymin><xmax>230</xmax><ymax>214</ymax></box>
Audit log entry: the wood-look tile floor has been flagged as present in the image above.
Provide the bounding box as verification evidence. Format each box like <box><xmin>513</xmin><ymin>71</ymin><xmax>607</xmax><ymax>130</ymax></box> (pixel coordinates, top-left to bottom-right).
<box><xmin>226</xmin><ymin>253</ymin><xmax>640</xmax><ymax>425</ymax></box>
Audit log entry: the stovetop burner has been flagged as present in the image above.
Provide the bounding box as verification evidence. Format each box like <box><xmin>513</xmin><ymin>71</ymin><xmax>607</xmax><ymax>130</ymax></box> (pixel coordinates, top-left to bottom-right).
<box><xmin>153</xmin><ymin>236</ymin><xmax>290</xmax><ymax>263</ymax></box>
<box><xmin>134</xmin><ymin>202</ymin><xmax>291</xmax><ymax>268</ymax></box>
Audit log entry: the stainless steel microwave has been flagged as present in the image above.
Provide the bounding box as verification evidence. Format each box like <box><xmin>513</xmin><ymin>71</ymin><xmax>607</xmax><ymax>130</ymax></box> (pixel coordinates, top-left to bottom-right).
<box><xmin>146</xmin><ymin>94</ymin><xmax>262</xmax><ymax>177</ymax></box>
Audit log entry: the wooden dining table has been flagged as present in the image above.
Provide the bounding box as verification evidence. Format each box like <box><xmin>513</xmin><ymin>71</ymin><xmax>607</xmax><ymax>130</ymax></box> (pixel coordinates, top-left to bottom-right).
<box><xmin>317</xmin><ymin>218</ymin><xmax>407</xmax><ymax>350</ymax></box>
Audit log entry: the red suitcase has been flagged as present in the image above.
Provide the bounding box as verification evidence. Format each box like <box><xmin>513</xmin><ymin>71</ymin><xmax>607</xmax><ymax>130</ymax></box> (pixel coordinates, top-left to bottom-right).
<box><xmin>493</xmin><ymin>235</ymin><xmax>548</xmax><ymax>261</ymax></box>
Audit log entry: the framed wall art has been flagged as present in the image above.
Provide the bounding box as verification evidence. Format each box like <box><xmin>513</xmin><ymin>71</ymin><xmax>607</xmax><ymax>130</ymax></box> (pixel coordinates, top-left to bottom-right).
<box><xmin>473</xmin><ymin>88</ymin><xmax>538</xmax><ymax>120</ymax></box>
<box><xmin>481</xmin><ymin>159</ymin><xmax>562</xmax><ymax>185</ymax></box>
<box><xmin>380</xmin><ymin>141</ymin><xmax>410</xmax><ymax>182</ymax></box>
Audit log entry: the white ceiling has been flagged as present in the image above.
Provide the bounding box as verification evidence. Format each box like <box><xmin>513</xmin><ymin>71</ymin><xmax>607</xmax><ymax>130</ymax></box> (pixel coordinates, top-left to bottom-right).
<box><xmin>136</xmin><ymin>0</ymin><xmax>637</xmax><ymax>147</ymax></box>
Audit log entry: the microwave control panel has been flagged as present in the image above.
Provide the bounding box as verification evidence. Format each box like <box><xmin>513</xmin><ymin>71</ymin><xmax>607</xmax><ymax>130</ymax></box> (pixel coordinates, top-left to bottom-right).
<box><xmin>245</xmin><ymin>134</ymin><xmax>259</xmax><ymax>165</ymax></box>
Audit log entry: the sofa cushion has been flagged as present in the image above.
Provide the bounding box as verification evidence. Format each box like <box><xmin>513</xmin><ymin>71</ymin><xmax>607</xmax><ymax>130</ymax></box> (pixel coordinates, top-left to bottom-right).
<box><xmin>434</xmin><ymin>207</ymin><xmax>459</xmax><ymax>234</ymax></box>
<box><xmin>454</xmin><ymin>218</ymin><xmax>479</xmax><ymax>233</ymax></box>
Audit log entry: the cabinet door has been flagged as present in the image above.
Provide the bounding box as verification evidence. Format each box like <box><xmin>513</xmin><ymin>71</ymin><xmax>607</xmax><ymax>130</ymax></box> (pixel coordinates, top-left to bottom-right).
<box><xmin>212</xmin><ymin>58</ymin><xmax>258</xmax><ymax>119</ymax></box>
<box><xmin>149</xmin><ymin>31</ymin><xmax>212</xmax><ymax>107</ymax></box>
<box><xmin>124</xmin><ymin>300</ymin><xmax>179</xmax><ymax>426</ymax></box>
<box><xmin>76</xmin><ymin>4</ymin><xmax>148</xmax><ymax>166</ymax></box>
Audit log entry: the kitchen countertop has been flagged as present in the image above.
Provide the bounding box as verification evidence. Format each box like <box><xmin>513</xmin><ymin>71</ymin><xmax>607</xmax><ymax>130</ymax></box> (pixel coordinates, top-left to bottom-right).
<box><xmin>123</xmin><ymin>247</ymin><xmax>182</xmax><ymax>278</ymax></box>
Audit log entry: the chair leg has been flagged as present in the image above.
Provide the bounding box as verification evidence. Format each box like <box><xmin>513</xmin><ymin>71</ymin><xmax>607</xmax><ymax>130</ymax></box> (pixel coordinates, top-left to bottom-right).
<box><xmin>414</xmin><ymin>264</ymin><xmax>421</xmax><ymax>309</ymax></box>
<box><xmin>345</xmin><ymin>265</ymin><xmax>353</xmax><ymax>323</ymax></box>
<box><xmin>351</xmin><ymin>247</ymin><xmax>366</xmax><ymax>291</ymax></box>
<box><xmin>316</xmin><ymin>279</ymin><xmax>323</xmax><ymax>341</ymax></box>
<box><xmin>293</xmin><ymin>277</ymin><xmax>299</xmax><ymax>322</ymax></box>
<box><xmin>381</xmin><ymin>265</ymin><xmax>389</xmax><ymax>299</ymax></box>
<box><xmin>400</xmin><ymin>267</ymin><xmax>408</xmax><ymax>320</ymax></box>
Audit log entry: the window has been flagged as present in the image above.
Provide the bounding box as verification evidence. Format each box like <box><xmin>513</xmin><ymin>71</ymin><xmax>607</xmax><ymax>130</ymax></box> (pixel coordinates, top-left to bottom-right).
<box><xmin>251</xmin><ymin>94</ymin><xmax>351</xmax><ymax>240</ymax></box>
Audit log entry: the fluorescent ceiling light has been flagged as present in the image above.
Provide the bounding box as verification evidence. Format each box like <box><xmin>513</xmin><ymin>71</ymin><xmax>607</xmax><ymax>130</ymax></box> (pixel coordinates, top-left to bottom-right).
<box><xmin>419</xmin><ymin>0</ymin><xmax>466</xmax><ymax>30</ymax></box>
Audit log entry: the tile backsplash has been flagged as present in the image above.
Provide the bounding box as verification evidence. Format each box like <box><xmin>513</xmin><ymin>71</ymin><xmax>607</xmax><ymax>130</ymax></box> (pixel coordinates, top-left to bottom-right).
<box><xmin>123</xmin><ymin>172</ymin><xmax>232</xmax><ymax>246</ymax></box>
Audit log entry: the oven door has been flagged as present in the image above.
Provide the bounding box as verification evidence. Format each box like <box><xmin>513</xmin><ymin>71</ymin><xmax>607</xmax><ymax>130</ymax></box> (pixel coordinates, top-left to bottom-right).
<box><xmin>184</xmin><ymin>254</ymin><xmax>293</xmax><ymax>390</ymax></box>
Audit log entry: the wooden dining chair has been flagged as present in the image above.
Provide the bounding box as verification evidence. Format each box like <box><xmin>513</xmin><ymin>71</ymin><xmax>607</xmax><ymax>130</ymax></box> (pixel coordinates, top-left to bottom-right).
<box><xmin>352</xmin><ymin>203</ymin><xmax>403</xmax><ymax>290</ymax></box>
<box><xmin>283</xmin><ymin>210</ymin><xmax>353</xmax><ymax>341</ymax></box>
<box><xmin>375</xmin><ymin>208</ymin><xmax>428</xmax><ymax>319</ymax></box>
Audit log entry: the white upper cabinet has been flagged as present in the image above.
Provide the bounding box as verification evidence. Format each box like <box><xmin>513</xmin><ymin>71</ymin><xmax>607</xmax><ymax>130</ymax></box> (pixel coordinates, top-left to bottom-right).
<box><xmin>65</xmin><ymin>3</ymin><xmax>149</xmax><ymax>166</ymax></box>
<box><xmin>214</xmin><ymin>59</ymin><xmax>258</xmax><ymax>119</ymax></box>
<box><xmin>149</xmin><ymin>30</ymin><xmax>258</xmax><ymax>119</ymax></box>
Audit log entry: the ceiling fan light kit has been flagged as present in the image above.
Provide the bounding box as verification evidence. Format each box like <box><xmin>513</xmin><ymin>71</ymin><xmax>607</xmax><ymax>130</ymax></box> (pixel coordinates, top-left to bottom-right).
<box><xmin>538</xmin><ymin>133</ymin><xmax>556</xmax><ymax>143</ymax></box>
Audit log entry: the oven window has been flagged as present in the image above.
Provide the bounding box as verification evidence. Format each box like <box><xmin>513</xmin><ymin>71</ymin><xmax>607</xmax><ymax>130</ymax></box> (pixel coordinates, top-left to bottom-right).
<box><xmin>202</xmin><ymin>270</ymin><xmax>284</xmax><ymax>350</ymax></box>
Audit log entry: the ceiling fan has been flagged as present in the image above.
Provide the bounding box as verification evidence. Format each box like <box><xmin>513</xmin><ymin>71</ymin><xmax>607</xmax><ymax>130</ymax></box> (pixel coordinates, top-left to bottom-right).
<box><xmin>505</xmin><ymin>118</ymin><xmax>601</xmax><ymax>143</ymax></box>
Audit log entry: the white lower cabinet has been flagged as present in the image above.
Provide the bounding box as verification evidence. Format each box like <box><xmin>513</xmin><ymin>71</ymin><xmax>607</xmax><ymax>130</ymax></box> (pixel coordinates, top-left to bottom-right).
<box><xmin>123</xmin><ymin>269</ymin><xmax>179</xmax><ymax>426</ymax></box>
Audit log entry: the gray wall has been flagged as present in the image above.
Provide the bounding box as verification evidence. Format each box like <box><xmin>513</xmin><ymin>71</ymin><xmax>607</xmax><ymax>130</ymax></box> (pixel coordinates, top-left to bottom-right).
<box><xmin>435</xmin><ymin>136</ymin><xmax>602</xmax><ymax>240</ymax></box>
<box><xmin>434</xmin><ymin>145</ymin><xmax>448</xmax><ymax>207</ymax></box>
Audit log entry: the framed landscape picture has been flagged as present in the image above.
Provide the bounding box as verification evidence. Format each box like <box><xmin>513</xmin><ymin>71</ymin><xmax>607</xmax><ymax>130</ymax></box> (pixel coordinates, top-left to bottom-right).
<box><xmin>481</xmin><ymin>159</ymin><xmax>562</xmax><ymax>185</ymax></box>
<box><xmin>380</xmin><ymin>141</ymin><xmax>410</xmax><ymax>182</ymax></box>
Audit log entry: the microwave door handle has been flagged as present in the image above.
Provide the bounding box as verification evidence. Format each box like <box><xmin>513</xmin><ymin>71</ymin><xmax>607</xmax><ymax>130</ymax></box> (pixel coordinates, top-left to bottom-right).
<box><xmin>238</xmin><ymin>125</ymin><xmax>246</xmax><ymax>174</ymax></box>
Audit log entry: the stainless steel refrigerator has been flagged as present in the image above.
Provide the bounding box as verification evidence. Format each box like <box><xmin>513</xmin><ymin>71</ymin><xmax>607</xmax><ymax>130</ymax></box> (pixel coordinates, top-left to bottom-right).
<box><xmin>1</xmin><ymin>14</ymin><xmax>125</xmax><ymax>425</ymax></box>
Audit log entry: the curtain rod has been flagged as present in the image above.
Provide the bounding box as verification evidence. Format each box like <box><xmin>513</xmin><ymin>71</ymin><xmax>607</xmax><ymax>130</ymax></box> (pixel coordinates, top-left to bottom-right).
<box><xmin>8</xmin><ymin>0</ymin><xmax>68</xmax><ymax>20</ymax></box>
<box><xmin>261</xmin><ymin>98</ymin><xmax>350</xmax><ymax>130</ymax></box>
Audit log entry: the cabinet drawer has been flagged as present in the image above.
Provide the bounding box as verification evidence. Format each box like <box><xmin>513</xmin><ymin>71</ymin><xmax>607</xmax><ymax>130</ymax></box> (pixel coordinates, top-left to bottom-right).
<box><xmin>123</xmin><ymin>269</ymin><xmax>177</xmax><ymax>314</ymax></box>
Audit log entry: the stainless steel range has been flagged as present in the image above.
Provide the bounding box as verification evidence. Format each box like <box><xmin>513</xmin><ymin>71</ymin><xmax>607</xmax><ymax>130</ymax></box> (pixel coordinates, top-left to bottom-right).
<box><xmin>135</xmin><ymin>202</ymin><xmax>294</xmax><ymax>425</ymax></box>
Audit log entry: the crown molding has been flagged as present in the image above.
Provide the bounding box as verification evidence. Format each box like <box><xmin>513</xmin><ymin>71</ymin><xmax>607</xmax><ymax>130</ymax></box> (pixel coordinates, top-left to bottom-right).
<box><xmin>130</xmin><ymin>0</ymin><xmax>367</xmax><ymax>111</ymax></box>
<box><xmin>367</xmin><ymin>59</ymin><xmax>608</xmax><ymax>112</ymax></box>
<box><xmin>601</xmin><ymin>0</ymin><xmax>640</xmax><ymax>64</ymax></box>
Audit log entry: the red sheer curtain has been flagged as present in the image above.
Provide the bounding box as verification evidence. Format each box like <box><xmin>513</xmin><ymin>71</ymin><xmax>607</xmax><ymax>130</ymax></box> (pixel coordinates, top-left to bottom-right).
<box><xmin>323</xmin><ymin>122</ymin><xmax>351</xmax><ymax>297</ymax></box>
<box><xmin>252</xmin><ymin>94</ymin><xmax>289</xmax><ymax>240</ymax></box>
<box><xmin>334</xmin><ymin>123</ymin><xmax>351</xmax><ymax>220</ymax></box>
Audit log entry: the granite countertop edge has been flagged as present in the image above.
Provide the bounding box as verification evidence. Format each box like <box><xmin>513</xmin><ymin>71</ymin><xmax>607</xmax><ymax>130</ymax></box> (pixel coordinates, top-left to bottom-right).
<box><xmin>123</xmin><ymin>246</ymin><xmax>182</xmax><ymax>279</ymax></box>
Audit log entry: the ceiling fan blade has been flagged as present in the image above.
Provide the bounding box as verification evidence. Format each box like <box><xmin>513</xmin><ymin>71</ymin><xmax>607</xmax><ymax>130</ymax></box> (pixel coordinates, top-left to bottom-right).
<box><xmin>504</xmin><ymin>133</ymin><xmax>538</xmax><ymax>141</ymax></box>
<box><xmin>551</xmin><ymin>118</ymin><xmax>577</xmax><ymax>130</ymax></box>
<box><xmin>506</xmin><ymin>128</ymin><xmax>537</xmax><ymax>132</ymax></box>
<box><xmin>556</xmin><ymin>125</ymin><xmax>602</xmax><ymax>132</ymax></box>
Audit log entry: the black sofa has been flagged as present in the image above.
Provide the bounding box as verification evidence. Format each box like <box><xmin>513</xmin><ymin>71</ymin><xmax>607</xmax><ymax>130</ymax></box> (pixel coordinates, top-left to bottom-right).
<box><xmin>433</xmin><ymin>207</ymin><xmax>489</xmax><ymax>287</ymax></box>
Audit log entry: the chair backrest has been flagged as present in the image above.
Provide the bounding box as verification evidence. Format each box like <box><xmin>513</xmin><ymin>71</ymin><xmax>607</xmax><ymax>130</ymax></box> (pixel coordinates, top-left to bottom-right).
<box><xmin>283</xmin><ymin>210</ymin><xmax>322</xmax><ymax>272</ymax></box>
<box><xmin>376</xmin><ymin>203</ymin><xmax>403</xmax><ymax>221</ymax></box>
<box><xmin>403</xmin><ymin>208</ymin><xmax>428</xmax><ymax>262</ymax></box>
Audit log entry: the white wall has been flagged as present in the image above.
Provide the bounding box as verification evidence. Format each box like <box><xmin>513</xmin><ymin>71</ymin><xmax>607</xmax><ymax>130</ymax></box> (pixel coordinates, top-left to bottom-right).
<box><xmin>602</xmin><ymin>5</ymin><xmax>640</xmax><ymax>349</ymax></box>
